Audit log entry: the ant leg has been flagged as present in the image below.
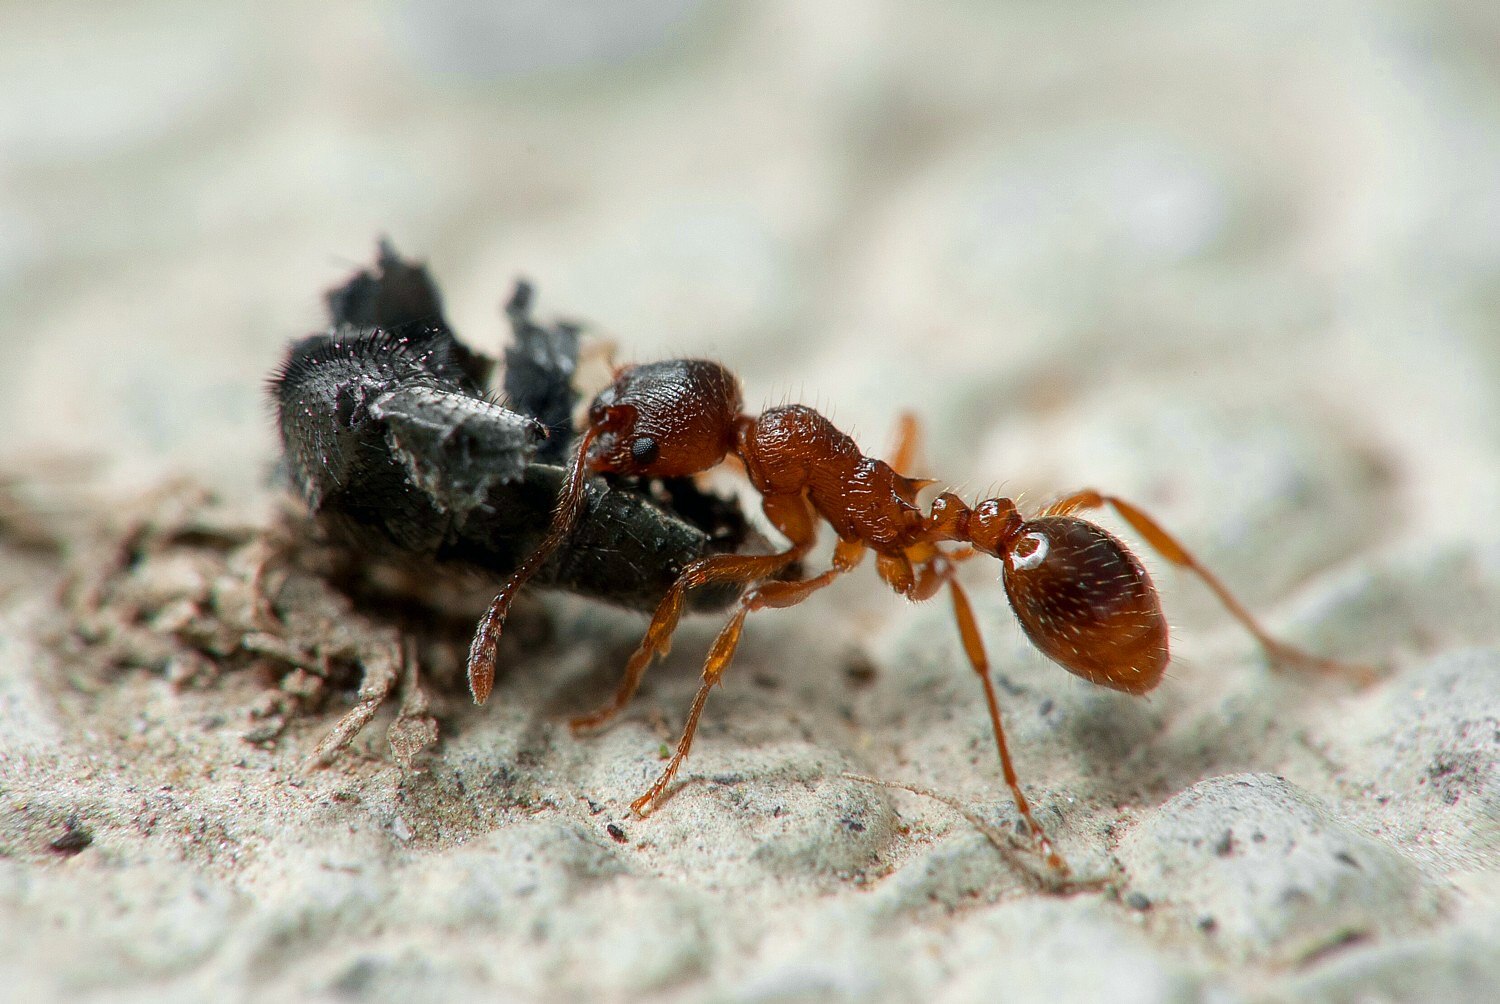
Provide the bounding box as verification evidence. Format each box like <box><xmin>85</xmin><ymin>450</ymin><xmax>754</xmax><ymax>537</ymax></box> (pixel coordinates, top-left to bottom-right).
<box><xmin>569</xmin><ymin>493</ymin><xmax>819</xmax><ymax>733</ymax></box>
<box><xmin>1046</xmin><ymin>490</ymin><xmax>1375</xmax><ymax>684</ymax></box>
<box><xmin>630</xmin><ymin>539</ymin><xmax>867</xmax><ymax>816</ymax></box>
<box><xmin>887</xmin><ymin>412</ymin><xmax>938</xmax><ymax>502</ymax></box>
<box><xmin>888</xmin><ymin>412</ymin><xmax>922</xmax><ymax>473</ymax></box>
<box><xmin>567</xmin><ymin>550</ymin><xmax>806</xmax><ymax>733</ymax></box>
<box><xmin>704</xmin><ymin>539</ymin><xmax>868</xmax><ymax>684</ymax></box>
<box><xmin>467</xmin><ymin>426</ymin><xmax>599</xmax><ymax>705</ymax></box>
<box><xmin>948</xmin><ymin>577</ymin><xmax>1071</xmax><ymax>875</ymax></box>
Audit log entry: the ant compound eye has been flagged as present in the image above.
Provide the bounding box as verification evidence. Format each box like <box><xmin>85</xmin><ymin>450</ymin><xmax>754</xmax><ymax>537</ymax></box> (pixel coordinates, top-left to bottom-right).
<box><xmin>1001</xmin><ymin>516</ymin><xmax>1168</xmax><ymax>695</ymax></box>
<box><xmin>1009</xmin><ymin>531</ymin><xmax>1050</xmax><ymax>571</ymax></box>
<box><xmin>630</xmin><ymin>436</ymin><xmax>660</xmax><ymax>467</ymax></box>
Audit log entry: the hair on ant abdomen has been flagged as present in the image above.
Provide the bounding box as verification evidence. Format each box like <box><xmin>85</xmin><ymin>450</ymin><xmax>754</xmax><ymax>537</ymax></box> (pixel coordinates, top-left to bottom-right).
<box><xmin>466</xmin><ymin>356</ymin><xmax>1375</xmax><ymax>878</ymax></box>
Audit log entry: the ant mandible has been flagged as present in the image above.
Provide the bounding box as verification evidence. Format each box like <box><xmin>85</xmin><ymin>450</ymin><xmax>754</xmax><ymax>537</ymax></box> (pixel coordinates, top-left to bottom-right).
<box><xmin>466</xmin><ymin>359</ymin><xmax>1370</xmax><ymax>876</ymax></box>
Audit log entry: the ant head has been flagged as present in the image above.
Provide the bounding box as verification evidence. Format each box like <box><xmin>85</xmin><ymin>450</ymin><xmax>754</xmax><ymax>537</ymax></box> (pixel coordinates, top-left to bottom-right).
<box><xmin>586</xmin><ymin>360</ymin><xmax>743</xmax><ymax>478</ymax></box>
<box><xmin>989</xmin><ymin>512</ymin><xmax>1168</xmax><ymax>695</ymax></box>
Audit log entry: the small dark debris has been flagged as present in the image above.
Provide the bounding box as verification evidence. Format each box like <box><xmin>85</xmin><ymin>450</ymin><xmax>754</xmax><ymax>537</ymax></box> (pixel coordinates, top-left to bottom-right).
<box><xmin>1251</xmin><ymin>830</ymin><xmax>1266</xmax><ymax>843</ymax></box>
<box><xmin>1334</xmin><ymin>850</ymin><xmax>1362</xmax><ymax>870</ymax></box>
<box><xmin>772</xmin><ymin>805</ymin><xmax>786</xmax><ymax>818</ymax></box>
<box><xmin>486</xmin><ymin>765</ymin><xmax>520</xmax><ymax>792</ymax></box>
<box><xmin>606</xmin><ymin>823</ymin><xmax>628</xmax><ymax>844</ymax></box>
<box><xmin>1124</xmin><ymin>891</ymin><xmax>1151</xmax><ymax>911</ymax></box>
<box><xmin>1423</xmin><ymin>753</ymin><xmax>1479</xmax><ymax>805</ymax></box>
<box><xmin>330</xmin><ymin>957</ymin><xmax>379</xmax><ymax>997</ymax></box>
<box><xmin>584</xmin><ymin>798</ymin><xmax>603</xmax><ymax>815</ymax></box>
<box><xmin>1213</xmin><ymin>830</ymin><xmax>1235</xmax><ymax>857</ymax></box>
<box><xmin>1426</xmin><ymin>755</ymin><xmax>1460</xmax><ymax>779</ymax></box>
<box><xmin>49</xmin><ymin>818</ymin><xmax>93</xmax><ymax>856</ymax></box>
<box><xmin>996</xmin><ymin>674</ymin><xmax>1025</xmax><ymax>697</ymax></box>
<box><xmin>1197</xmin><ymin>915</ymin><xmax>1218</xmax><ymax>934</ymax></box>
<box><xmin>751</xmin><ymin>672</ymin><xmax>780</xmax><ymax>690</ymax></box>
<box><xmin>1300</xmin><ymin>928</ymin><xmax>1371</xmax><ymax>965</ymax></box>
<box><xmin>843</xmin><ymin>653</ymin><xmax>878</xmax><ymax>688</ymax></box>
<box><xmin>840</xmin><ymin>818</ymin><xmax>866</xmax><ymax>834</ymax></box>
<box><xmin>711</xmin><ymin>773</ymin><xmax>745</xmax><ymax>786</ymax></box>
<box><xmin>1037</xmin><ymin>698</ymin><xmax>1054</xmax><ymax>717</ymax></box>
<box><xmin>515</xmin><ymin>749</ymin><xmax>544</xmax><ymax>769</ymax></box>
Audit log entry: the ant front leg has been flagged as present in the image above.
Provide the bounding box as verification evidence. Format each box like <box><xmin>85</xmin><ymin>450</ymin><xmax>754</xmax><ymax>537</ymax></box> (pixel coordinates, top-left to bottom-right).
<box><xmin>1047</xmin><ymin>490</ymin><xmax>1375</xmax><ymax>684</ymax></box>
<box><xmin>947</xmin><ymin>576</ymin><xmax>1071</xmax><ymax>876</ymax></box>
<box><xmin>569</xmin><ymin>493</ymin><xmax>820</xmax><ymax>736</ymax></box>
<box><xmin>567</xmin><ymin>550</ymin><xmax>805</xmax><ymax>734</ymax></box>
<box><xmin>630</xmin><ymin>537</ymin><xmax>867</xmax><ymax>816</ymax></box>
<box><xmin>703</xmin><ymin>538</ymin><xmax>868</xmax><ymax>684</ymax></box>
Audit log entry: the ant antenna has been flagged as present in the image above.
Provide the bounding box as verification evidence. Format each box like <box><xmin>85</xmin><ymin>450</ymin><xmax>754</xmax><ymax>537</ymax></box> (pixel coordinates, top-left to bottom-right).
<box><xmin>468</xmin><ymin>425</ymin><xmax>599</xmax><ymax>703</ymax></box>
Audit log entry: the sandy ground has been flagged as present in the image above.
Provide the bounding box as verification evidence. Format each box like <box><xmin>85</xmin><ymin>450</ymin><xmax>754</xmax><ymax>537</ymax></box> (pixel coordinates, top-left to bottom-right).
<box><xmin>2</xmin><ymin>2</ymin><xmax>1498</xmax><ymax>1001</ymax></box>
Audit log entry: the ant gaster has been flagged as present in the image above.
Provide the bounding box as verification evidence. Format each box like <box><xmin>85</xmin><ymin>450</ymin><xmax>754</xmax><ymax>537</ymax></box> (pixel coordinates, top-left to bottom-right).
<box><xmin>466</xmin><ymin>359</ymin><xmax>1370</xmax><ymax>876</ymax></box>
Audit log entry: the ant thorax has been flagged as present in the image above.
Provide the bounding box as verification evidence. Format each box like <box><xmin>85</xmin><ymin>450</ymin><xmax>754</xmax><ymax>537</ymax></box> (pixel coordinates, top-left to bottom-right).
<box><xmin>739</xmin><ymin>405</ymin><xmax>925</xmax><ymax>548</ymax></box>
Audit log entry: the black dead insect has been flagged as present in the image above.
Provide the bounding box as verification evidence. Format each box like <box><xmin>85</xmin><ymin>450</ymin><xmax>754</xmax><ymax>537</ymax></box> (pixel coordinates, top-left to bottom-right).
<box><xmin>270</xmin><ymin>242</ymin><xmax>749</xmax><ymax>704</ymax></box>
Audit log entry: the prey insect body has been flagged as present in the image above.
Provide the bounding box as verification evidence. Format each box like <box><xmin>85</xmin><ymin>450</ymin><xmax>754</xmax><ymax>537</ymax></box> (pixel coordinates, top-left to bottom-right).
<box><xmin>270</xmin><ymin>243</ymin><xmax>749</xmax><ymax>623</ymax></box>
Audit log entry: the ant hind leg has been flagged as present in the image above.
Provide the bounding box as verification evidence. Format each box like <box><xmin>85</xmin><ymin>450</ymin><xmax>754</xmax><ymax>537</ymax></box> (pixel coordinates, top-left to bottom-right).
<box><xmin>948</xmin><ymin>577</ymin><xmax>1071</xmax><ymax>876</ymax></box>
<box><xmin>1045</xmin><ymin>490</ymin><xmax>1375</xmax><ymax>685</ymax></box>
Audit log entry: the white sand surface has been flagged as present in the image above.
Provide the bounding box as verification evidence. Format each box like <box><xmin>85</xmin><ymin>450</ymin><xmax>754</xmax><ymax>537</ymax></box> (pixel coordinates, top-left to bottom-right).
<box><xmin>2</xmin><ymin>3</ymin><xmax>1497</xmax><ymax>1001</ymax></box>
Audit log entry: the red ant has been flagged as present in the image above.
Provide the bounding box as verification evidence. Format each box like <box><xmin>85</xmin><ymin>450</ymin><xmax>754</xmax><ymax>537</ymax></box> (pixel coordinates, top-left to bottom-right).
<box><xmin>466</xmin><ymin>359</ymin><xmax>1371</xmax><ymax>876</ymax></box>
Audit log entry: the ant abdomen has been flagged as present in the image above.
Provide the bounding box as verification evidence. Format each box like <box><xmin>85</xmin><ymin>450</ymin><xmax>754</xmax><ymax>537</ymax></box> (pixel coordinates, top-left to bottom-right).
<box><xmin>1001</xmin><ymin>515</ymin><xmax>1168</xmax><ymax>695</ymax></box>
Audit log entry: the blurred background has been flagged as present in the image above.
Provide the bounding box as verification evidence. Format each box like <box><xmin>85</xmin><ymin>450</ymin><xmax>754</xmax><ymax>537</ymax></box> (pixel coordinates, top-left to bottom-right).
<box><xmin>3</xmin><ymin>0</ymin><xmax>1499</xmax><ymax>546</ymax></box>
